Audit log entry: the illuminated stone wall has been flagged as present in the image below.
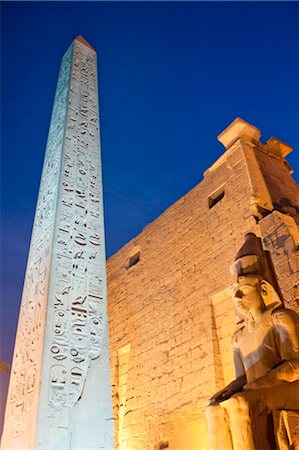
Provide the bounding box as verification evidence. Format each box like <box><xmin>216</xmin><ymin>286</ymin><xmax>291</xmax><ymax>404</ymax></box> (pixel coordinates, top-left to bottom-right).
<box><xmin>107</xmin><ymin>119</ymin><xmax>299</xmax><ymax>450</ymax></box>
<box><xmin>1</xmin><ymin>37</ymin><xmax>114</xmax><ymax>450</ymax></box>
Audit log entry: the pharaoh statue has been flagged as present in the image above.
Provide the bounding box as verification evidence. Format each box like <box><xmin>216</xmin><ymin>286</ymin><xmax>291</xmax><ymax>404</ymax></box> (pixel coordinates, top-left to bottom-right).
<box><xmin>206</xmin><ymin>233</ymin><xmax>299</xmax><ymax>449</ymax></box>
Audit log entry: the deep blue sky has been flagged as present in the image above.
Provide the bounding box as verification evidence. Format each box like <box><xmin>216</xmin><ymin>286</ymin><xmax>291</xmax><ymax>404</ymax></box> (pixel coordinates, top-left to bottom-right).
<box><xmin>1</xmin><ymin>1</ymin><xmax>298</xmax><ymax>433</ymax></box>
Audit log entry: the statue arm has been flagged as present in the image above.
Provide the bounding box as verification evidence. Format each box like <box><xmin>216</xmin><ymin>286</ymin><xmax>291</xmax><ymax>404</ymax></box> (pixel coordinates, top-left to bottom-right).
<box><xmin>245</xmin><ymin>309</ymin><xmax>299</xmax><ymax>390</ymax></box>
<box><xmin>245</xmin><ymin>359</ymin><xmax>299</xmax><ymax>390</ymax></box>
<box><xmin>208</xmin><ymin>348</ymin><xmax>246</xmax><ymax>404</ymax></box>
<box><xmin>208</xmin><ymin>374</ymin><xmax>247</xmax><ymax>405</ymax></box>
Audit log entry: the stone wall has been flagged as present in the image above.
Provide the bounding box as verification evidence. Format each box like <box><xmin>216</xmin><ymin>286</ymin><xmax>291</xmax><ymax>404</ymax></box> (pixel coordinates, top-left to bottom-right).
<box><xmin>107</xmin><ymin>119</ymin><xmax>299</xmax><ymax>450</ymax></box>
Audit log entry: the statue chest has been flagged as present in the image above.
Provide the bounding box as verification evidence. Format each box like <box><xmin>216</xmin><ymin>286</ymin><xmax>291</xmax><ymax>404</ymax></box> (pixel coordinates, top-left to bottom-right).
<box><xmin>237</xmin><ymin>315</ymin><xmax>281</xmax><ymax>382</ymax></box>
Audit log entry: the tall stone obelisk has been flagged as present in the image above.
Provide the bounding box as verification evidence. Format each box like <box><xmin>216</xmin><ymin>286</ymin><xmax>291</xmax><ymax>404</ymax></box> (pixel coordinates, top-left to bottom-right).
<box><xmin>1</xmin><ymin>36</ymin><xmax>114</xmax><ymax>450</ymax></box>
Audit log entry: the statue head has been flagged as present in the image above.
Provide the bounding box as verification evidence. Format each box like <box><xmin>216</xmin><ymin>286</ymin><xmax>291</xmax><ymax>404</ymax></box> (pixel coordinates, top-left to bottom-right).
<box><xmin>231</xmin><ymin>233</ymin><xmax>282</xmax><ymax>320</ymax></box>
<box><xmin>232</xmin><ymin>276</ymin><xmax>265</xmax><ymax>318</ymax></box>
<box><xmin>232</xmin><ymin>275</ymin><xmax>282</xmax><ymax>321</ymax></box>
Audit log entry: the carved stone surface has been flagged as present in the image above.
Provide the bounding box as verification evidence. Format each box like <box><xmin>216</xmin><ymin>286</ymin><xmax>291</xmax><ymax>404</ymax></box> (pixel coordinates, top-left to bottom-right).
<box><xmin>206</xmin><ymin>234</ymin><xmax>299</xmax><ymax>449</ymax></box>
<box><xmin>106</xmin><ymin>119</ymin><xmax>299</xmax><ymax>450</ymax></box>
<box><xmin>1</xmin><ymin>36</ymin><xmax>114</xmax><ymax>450</ymax></box>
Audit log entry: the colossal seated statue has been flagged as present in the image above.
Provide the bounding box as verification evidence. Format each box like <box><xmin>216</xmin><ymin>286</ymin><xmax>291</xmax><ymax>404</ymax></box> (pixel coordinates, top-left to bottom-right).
<box><xmin>206</xmin><ymin>234</ymin><xmax>299</xmax><ymax>450</ymax></box>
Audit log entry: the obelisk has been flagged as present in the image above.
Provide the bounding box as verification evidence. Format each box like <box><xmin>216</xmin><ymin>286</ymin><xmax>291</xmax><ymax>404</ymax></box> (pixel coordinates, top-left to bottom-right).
<box><xmin>1</xmin><ymin>36</ymin><xmax>114</xmax><ymax>450</ymax></box>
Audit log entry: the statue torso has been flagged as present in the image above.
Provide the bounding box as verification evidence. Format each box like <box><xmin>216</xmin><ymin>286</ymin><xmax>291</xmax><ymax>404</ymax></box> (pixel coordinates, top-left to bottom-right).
<box><xmin>233</xmin><ymin>309</ymin><xmax>281</xmax><ymax>383</ymax></box>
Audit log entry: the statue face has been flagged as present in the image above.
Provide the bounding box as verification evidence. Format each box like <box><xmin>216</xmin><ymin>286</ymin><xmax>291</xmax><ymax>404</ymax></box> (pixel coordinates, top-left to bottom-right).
<box><xmin>233</xmin><ymin>280</ymin><xmax>263</xmax><ymax>318</ymax></box>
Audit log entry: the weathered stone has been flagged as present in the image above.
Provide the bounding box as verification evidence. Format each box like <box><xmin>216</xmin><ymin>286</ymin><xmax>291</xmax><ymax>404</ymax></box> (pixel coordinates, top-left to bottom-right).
<box><xmin>1</xmin><ymin>37</ymin><xmax>114</xmax><ymax>450</ymax></box>
<box><xmin>207</xmin><ymin>234</ymin><xmax>299</xmax><ymax>449</ymax></box>
<box><xmin>107</xmin><ymin>118</ymin><xmax>299</xmax><ymax>449</ymax></box>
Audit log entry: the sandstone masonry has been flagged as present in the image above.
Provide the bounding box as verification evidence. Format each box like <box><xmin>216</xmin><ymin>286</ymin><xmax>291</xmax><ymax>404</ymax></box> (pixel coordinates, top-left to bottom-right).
<box><xmin>107</xmin><ymin>118</ymin><xmax>299</xmax><ymax>450</ymax></box>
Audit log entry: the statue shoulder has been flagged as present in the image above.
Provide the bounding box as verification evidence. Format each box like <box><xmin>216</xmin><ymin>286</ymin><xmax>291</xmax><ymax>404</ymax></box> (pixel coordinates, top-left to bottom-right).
<box><xmin>271</xmin><ymin>307</ymin><xmax>299</xmax><ymax>328</ymax></box>
<box><xmin>271</xmin><ymin>307</ymin><xmax>299</xmax><ymax>357</ymax></box>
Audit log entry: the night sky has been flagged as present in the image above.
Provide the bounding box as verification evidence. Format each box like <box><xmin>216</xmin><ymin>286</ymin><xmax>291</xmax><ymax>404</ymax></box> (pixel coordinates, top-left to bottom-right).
<box><xmin>1</xmin><ymin>1</ymin><xmax>298</xmax><ymax>434</ymax></box>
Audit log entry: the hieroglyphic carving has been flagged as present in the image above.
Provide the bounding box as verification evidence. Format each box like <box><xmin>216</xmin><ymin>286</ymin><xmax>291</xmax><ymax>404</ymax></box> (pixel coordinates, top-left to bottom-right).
<box><xmin>2</xmin><ymin>45</ymin><xmax>73</xmax><ymax>448</ymax></box>
<box><xmin>35</xmin><ymin>39</ymin><xmax>109</xmax><ymax>447</ymax></box>
<box><xmin>3</xmin><ymin>37</ymin><xmax>113</xmax><ymax>450</ymax></box>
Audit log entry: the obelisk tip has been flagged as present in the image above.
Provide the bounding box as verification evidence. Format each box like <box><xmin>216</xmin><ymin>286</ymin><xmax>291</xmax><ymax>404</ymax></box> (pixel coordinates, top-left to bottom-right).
<box><xmin>75</xmin><ymin>35</ymin><xmax>95</xmax><ymax>51</ymax></box>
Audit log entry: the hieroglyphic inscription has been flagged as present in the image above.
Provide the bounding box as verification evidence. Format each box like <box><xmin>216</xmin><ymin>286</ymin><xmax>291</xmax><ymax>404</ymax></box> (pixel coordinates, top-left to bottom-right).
<box><xmin>37</xmin><ymin>40</ymin><xmax>107</xmax><ymax>441</ymax></box>
<box><xmin>2</xmin><ymin>46</ymin><xmax>73</xmax><ymax>447</ymax></box>
<box><xmin>3</xmin><ymin>38</ymin><xmax>112</xmax><ymax>450</ymax></box>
